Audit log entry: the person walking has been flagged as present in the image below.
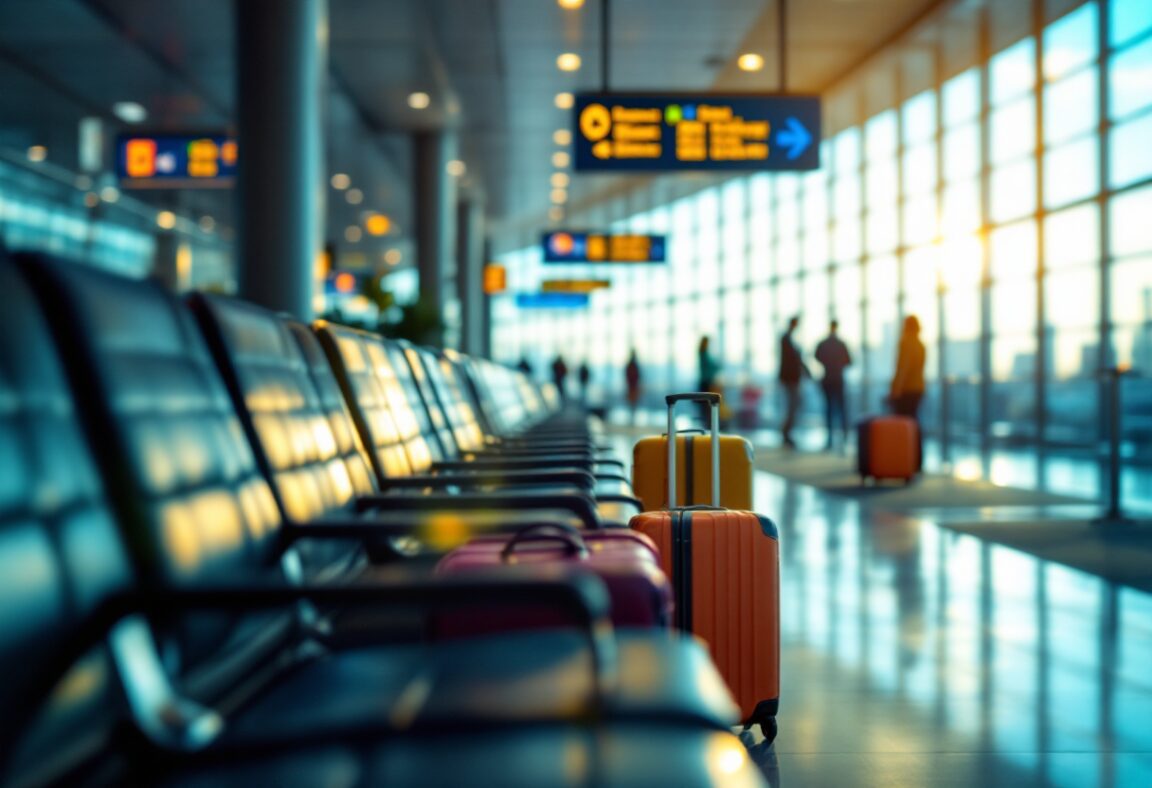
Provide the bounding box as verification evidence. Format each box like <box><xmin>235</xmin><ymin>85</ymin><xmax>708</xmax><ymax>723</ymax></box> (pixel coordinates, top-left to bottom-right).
<box><xmin>697</xmin><ymin>336</ymin><xmax>721</xmax><ymax>425</ymax></box>
<box><xmin>778</xmin><ymin>316</ymin><xmax>810</xmax><ymax>448</ymax></box>
<box><xmin>625</xmin><ymin>350</ymin><xmax>642</xmax><ymax>424</ymax></box>
<box><xmin>889</xmin><ymin>315</ymin><xmax>926</xmax><ymax>420</ymax></box>
<box><xmin>551</xmin><ymin>354</ymin><xmax>569</xmax><ymax>402</ymax></box>
<box><xmin>815</xmin><ymin>319</ymin><xmax>852</xmax><ymax>451</ymax></box>
<box><xmin>577</xmin><ymin>361</ymin><xmax>591</xmax><ymax>404</ymax></box>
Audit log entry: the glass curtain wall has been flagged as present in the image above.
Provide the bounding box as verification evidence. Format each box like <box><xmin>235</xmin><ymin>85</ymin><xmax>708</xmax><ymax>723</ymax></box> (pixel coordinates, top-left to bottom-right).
<box><xmin>492</xmin><ymin>0</ymin><xmax>1152</xmax><ymax>500</ymax></box>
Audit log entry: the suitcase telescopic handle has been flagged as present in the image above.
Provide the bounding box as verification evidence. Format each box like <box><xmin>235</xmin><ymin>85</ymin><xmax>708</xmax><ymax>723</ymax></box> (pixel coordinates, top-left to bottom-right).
<box><xmin>501</xmin><ymin>523</ymin><xmax>589</xmax><ymax>561</ymax></box>
<box><xmin>665</xmin><ymin>392</ymin><xmax>721</xmax><ymax>509</ymax></box>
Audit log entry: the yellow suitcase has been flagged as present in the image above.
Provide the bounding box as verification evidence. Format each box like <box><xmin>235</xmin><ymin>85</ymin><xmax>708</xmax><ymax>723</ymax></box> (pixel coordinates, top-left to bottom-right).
<box><xmin>632</xmin><ymin>407</ymin><xmax>754</xmax><ymax>511</ymax></box>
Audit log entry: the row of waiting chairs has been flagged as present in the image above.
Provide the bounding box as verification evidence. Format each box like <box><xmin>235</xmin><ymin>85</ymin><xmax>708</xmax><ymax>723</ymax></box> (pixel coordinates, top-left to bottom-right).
<box><xmin>0</xmin><ymin>251</ymin><xmax>766</xmax><ymax>787</ymax></box>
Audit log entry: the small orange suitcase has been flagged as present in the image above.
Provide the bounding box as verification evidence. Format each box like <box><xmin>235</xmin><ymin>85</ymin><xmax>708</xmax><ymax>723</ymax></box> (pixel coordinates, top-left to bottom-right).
<box><xmin>857</xmin><ymin>415</ymin><xmax>920</xmax><ymax>482</ymax></box>
<box><xmin>630</xmin><ymin>392</ymin><xmax>780</xmax><ymax>741</ymax></box>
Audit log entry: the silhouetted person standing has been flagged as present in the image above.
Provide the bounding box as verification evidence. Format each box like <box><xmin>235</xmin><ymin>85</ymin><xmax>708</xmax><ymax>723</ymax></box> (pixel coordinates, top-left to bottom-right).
<box><xmin>517</xmin><ymin>356</ymin><xmax>532</xmax><ymax>376</ymax></box>
<box><xmin>625</xmin><ymin>350</ymin><xmax>642</xmax><ymax>423</ymax></box>
<box><xmin>697</xmin><ymin>336</ymin><xmax>720</xmax><ymax>425</ymax></box>
<box><xmin>577</xmin><ymin>362</ymin><xmax>591</xmax><ymax>403</ymax></box>
<box><xmin>778</xmin><ymin>316</ymin><xmax>809</xmax><ymax>448</ymax></box>
<box><xmin>890</xmin><ymin>315</ymin><xmax>926</xmax><ymax>420</ymax></box>
<box><xmin>551</xmin><ymin>354</ymin><xmax>569</xmax><ymax>402</ymax></box>
<box><xmin>815</xmin><ymin>320</ymin><xmax>852</xmax><ymax>451</ymax></box>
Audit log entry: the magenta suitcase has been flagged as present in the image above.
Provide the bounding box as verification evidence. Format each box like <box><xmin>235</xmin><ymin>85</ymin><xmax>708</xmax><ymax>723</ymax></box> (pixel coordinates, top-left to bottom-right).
<box><xmin>432</xmin><ymin>524</ymin><xmax>673</xmax><ymax>636</ymax></box>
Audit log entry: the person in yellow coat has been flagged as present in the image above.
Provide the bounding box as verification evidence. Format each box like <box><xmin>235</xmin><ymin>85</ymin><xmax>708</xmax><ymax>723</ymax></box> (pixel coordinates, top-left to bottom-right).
<box><xmin>889</xmin><ymin>315</ymin><xmax>926</xmax><ymax>421</ymax></box>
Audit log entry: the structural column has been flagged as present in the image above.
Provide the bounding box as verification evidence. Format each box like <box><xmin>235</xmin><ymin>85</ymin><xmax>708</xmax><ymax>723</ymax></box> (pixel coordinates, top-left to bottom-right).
<box><xmin>235</xmin><ymin>0</ymin><xmax>326</xmax><ymax>319</ymax></box>
<box><xmin>414</xmin><ymin>131</ymin><xmax>458</xmax><ymax>347</ymax></box>
<box><xmin>456</xmin><ymin>197</ymin><xmax>486</xmax><ymax>356</ymax></box>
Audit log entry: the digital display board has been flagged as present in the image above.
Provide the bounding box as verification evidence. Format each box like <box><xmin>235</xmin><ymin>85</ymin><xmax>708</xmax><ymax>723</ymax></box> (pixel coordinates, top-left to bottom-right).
<box><xmin>541</xmin><ymin>231</ymin><xmax>666</xmax><ymax>264</ymax></box>
<box><xmin>115</xmin><ymin>134</ymin><xmax>238</xmax><ymax>188</ymax></box>
<box><xmin>483</xmin><ymin>264</ymin><xmax>507</xmax><ymax>294</ymax></box>
<box><xmin>572</xmin><ymin>94</ymin><xmax>820</xmax><ymax>172</ymax></box>
<box><xmin>514</xmin><ymin>293</ymin><xmax>591</xmax><ymax>309</ymax></box>
<box><xmin>541</xmin><ymin>279</ymin><xmax>611</xmax><ymax>293</ymax></box>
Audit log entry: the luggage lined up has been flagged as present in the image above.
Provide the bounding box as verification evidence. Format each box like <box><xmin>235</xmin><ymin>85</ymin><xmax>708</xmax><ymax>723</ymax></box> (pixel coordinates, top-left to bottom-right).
<box><xmin>0</xmin><ymin>251</ymin><xmax>768</xmax><ymax>788</ymax></box>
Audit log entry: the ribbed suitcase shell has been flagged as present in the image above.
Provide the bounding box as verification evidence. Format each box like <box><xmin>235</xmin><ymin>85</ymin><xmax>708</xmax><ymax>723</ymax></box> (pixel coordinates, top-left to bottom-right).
<box><xmin>630</xmin><ymin>508</ymin><xmax>779</xmax><ymax>732</ymax></box>
<box><xmin>857</xmin><ymin>415</ymin><xmax>919</xmax><ymax>481</ymax></box>
<box><xmin>632</xmin><ymin>434</ymin><xmax>753</xmax><ymax>512</ymax></box>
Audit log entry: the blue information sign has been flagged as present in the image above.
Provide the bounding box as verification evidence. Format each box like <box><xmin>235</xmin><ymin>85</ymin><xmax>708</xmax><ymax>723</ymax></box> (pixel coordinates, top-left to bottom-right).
<box><xmin>541</xmin><ymin>231</ymin><xmax>666</xmax><ymax>264</ymax></box>
<box><xmin>115</xmin><ymin>133</ymin><xmax>237</xmax><ymax>188</ymax></box>
<box><xmin>572</xmin><ymin>94</ymin><xmax>820</xmax><ymax>172</ymax></box>
<box><xmin>514</xmin><ymin>293</ymin><xmax>591</xmax><ymax>309</ymax></box>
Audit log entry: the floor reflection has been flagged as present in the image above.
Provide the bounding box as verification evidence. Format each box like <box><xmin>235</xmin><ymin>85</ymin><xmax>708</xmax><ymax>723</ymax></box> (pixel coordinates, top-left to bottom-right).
<box><xmin>748</xmin><ymin>471</ymin><xmax>1152</xmax><ymax>788</ymax></box>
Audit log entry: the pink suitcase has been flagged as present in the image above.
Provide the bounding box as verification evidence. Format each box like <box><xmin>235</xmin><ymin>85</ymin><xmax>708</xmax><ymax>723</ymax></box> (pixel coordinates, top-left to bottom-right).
<box><xmin>432</xmin><ymin>524</ymin><xmax>673</xmax><ymax>637</ymax></box>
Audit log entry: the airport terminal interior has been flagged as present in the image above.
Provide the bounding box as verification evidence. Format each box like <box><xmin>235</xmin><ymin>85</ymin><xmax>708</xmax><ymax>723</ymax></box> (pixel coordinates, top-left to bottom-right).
<box><xmin>1</xmin><ymin>0</ymin><xmax>1150</xmax><ymax>786</ymax></box>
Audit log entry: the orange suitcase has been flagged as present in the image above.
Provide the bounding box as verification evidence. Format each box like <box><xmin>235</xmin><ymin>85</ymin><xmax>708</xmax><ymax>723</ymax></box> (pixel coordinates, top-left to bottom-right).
<box><xmin>857</xmin><ymin>415</ymin><xmax>920</xmax><ymax>482</ymax></box>
<box><xmin>630</xmin><ymin>392</ymin><xmax>780</xmax><ymax>741</ymax></box>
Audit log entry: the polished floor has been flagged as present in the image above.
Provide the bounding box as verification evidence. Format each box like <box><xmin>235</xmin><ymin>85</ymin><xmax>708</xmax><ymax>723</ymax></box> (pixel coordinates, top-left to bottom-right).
<box><xmin>606</xmin><ymin>422</ymin><xmax>1152</xmax><ymax>787</ymax></box>
<box><xmin>742</xmin><ymin>471</ymin><xmax>1152</xmax><ymax>787</ymax></box>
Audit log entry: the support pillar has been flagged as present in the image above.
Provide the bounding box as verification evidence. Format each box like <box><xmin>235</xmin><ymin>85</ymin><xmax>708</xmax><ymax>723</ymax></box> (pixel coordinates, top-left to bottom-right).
<box><xmin>235</xmin><ymin>0</ymin><xmax>326</xmax><ymax>319</ymax></box>
<box><xmin>414</xmin><ymin>131</ymin><xmax>458</xmax><ymax>347</ymax></box>
<box><xmin>456</xmin><ymin>197</ymin><xmax>486</xmax><ymax>356</ymax></box>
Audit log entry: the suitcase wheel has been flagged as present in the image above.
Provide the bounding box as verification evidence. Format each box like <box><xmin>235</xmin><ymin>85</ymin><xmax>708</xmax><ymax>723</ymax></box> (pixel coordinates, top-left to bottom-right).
<box><xmin>760</xmin><ymin>717</ymin><xmax>777</xmax><ymax>744</ymax></box>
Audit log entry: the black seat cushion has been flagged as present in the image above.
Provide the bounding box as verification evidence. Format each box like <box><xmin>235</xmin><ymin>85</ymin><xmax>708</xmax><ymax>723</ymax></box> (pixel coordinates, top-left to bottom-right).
<box><xmin>18</xmin><ymin>253</ymin><xmax>293</xmax><ymax>706</ymax></box>
<box><xmin>0</xmin><ymin>254</ymin><xmax>133</xmax><ymax>785</ymax></box>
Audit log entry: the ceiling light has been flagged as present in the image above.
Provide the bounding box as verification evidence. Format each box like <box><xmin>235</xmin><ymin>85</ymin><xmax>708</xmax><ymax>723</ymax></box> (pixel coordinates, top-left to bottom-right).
<box><xmin>553</xmin><ymin>129</ymin><xmax>572</xmax><ymax>146</ymax></box>
<box><xmin>330</xmin><ymin>173</ymin><xmax>351</xmax><ymax>190</ymax></box>
<box><xmin>737</xmin><ymin>53</ymin><xmax>764</xmax><ymax>72</ymax></box>
<box><xmin>26</xmin><ymin>145</ymin><xmax>47</xmax><ymax>162</ymax></box>
<box><xmin>83</xmin><ymin>192</ymin><xmax>99</xmax><ymax>208</ymax></box>
<box><xmin>551</xmin><ymin>172</ymin><xmax>570</xmax><ymax>188</ymax></box>
<box><xmin>99</xmin><ymin>186</ymin><xmax>120</xmax><ymax>203</ymax></box>
<box><xmin>408</xmin><ymin>91</ymin><xmax>431</xmax><ymax>109</ymax></box>
<box><xmin>557</xmin><ymin>53</ymin><xmax>581</xmax><ymax>72</ymax></box>
<box><xmin>555</xmin><ymin>92</ymin><xmax>574</xmax><ymax>110</ymax></box>
<box><xmin>551</xmin><ymin>188</ymin><xmax>568</xmax><ymax>204</ymax></box>
<box><xmin>156</xmin><ymin>211</ymin><xmax>177</xmax><ymax>230</ymax></box>
<box><xmin>549</xmin><ymin>206</ymin><xmax>565</xmax><ymax>222</ymax></box>
<box><xmin>346</xmin><ymin>188</ymin><xmax>364</xmax><ymax>205</ymax></box>
<box><xmin>384</xmin><ymin>249</ymin><xmax>402</xmax><ymax>266</ymax></box>
<box><xmin>112</xmin><ymin>101</ymin><xmax>148</xmax><ymax>123</ymax></box>
<box><xmin>446</xmin><ymin>159</ymin><xmax>467</xmax><ymax>177</ymax></box>
<box><xmin>557</xmin><ymin>0</ymin><xmax>584</xmax><ymax>8</ymax></box>
<box><xmin>364</xmin><ymin>213</ymin><xmax>392</xmax><ymax>236</ymax></box>
<box><xmin>552</xmin><ymin>151</ymin><xmax>570</xmax><ymax>168</ymax></box>
<box><xmin>345</xmin><ymin>225</ymin><xmax>362</xmax><ymax>243</ymax></box>
<box><xmin>199</xmin><ymin>215</ymin><xmax>216</xmax><ymax>233</ymax></box>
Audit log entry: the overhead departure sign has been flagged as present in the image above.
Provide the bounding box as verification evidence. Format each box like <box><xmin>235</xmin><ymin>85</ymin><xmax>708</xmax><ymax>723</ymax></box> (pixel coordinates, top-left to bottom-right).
<box><xmin>573</xmin><ymin>94</ymin><xmax>820</xmax><ymax>172</ymax></box>
<box><xmin>541</xmin><ymin>279</ymin><xmax>611</xmax><ymax>293</ymax></box>
<box><xmin>514</xmin><ymin>293</ymin><xmax>591</xmax><ymax>309</ymax></box>
<box><xmin>541</xmin><ymin>231</ymin><xmax>667</xmax><ymax>264</ymax></box>
<box><xmin>115</xmin><ymin>134</ymin><xmax>238</xmax><ymax>188</ymax></box>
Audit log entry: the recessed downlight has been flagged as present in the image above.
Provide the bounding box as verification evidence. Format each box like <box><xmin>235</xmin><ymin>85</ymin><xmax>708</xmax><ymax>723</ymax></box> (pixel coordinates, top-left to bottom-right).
<box><xmin>408</xmin><ymin>92</ymin><xmax>431</xmax><ymax>109</ymax></box>
<box><xmin>346</xmin><ymin>188</ymin><xmax>364</xmax><ymax>205</ymax></box>
<box><xmin>553</xmin><ymin>129</ymin><xmax>572</xmax><ymax>146</ymax></box>
<box><xmin>156</xmin><ymin>211</ymin><xmax>177</xmax><ymax>230</ymax></box>
<box><xmin>737</xmin><ymin>53</ymin><xmax>764</xmax><ymax>72</ymax></box>
<box><xmin>112</xmin><ymin>101</ymin><xmax>148</xmax><ymax>123</ymax></box>
<box><xmin>551</xmin><ymin>172</ymin><xmax>570</xmax><ymax>188</ymax></box>
<box><xmin>555</xmin><ymin>92</ymin><xmax>575</xmax><ymax>110</ymax></box>
<box><xmin>552</xmin><ymin>151</ymin><xmax>570</xmax><ymax>168</ymax></box>
<box><xmin>330</xmin><ymin>173</ymin><xmax>351</xmax><ymax>190</ymax></box>
<box><xmin>557</xmin><ymin>53</ymin><xmax>582</xmax><ymax>72</ymax></box>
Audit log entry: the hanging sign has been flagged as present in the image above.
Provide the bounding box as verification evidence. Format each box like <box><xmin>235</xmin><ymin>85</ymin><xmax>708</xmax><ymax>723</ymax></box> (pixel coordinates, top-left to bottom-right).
<box><xmin>572</xmin><ymin>93</ymin><xmax>820</xmax><ymax>172</ymax></box>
